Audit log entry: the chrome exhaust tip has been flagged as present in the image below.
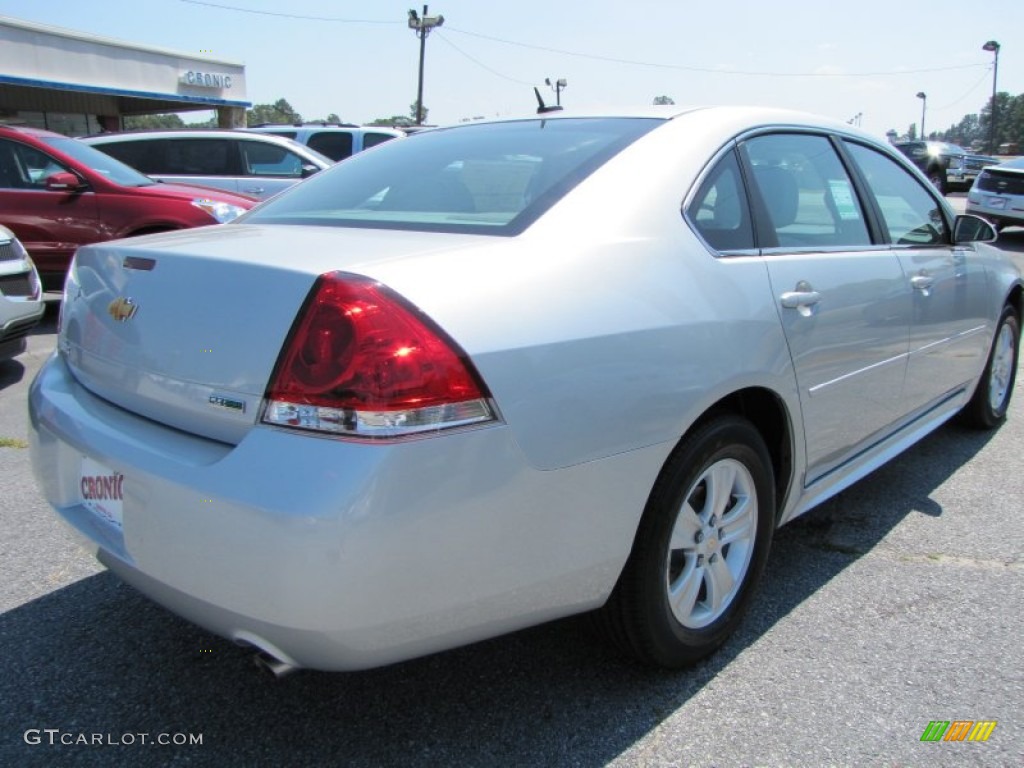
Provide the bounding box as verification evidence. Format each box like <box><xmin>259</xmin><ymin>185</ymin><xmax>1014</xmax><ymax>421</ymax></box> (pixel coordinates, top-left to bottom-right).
<box><xmin>252</xmin><ymin>650</ymin><xmax>298</xmax><ymax>679</ymax></box>
<box><xmin>234</xmin><ymin>631</ymin><xmax>301</xmax><ymax>679</ymax></box>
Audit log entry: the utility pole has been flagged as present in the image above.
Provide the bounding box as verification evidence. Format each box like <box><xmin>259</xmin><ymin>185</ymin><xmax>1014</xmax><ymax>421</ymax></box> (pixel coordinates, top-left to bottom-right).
<box><xmin>408</xmin><ymin>6</ymin><xmax>444</xmax><ymax>125</ymax></box>
<box><xmin>983</xmin><ymin>40</ymin><xmax>1000</xmax><ymax>153</ymax></box>
<box><xmin>916</xmin><ymin>92</ymin><xmax>927</xmax><ymax>140</ymax></box>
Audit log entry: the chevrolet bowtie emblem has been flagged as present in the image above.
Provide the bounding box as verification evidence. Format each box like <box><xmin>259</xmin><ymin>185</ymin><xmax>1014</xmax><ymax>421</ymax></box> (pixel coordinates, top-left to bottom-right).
<box><xmin>107</xmin><ymin>297</ymin><xmax>138</xmax><ymax>322</ymax></box>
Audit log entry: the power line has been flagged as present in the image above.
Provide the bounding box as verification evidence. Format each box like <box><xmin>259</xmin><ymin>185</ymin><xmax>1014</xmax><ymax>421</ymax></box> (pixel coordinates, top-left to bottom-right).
<box><xmin>178</xmin><ymin>0</ymin><xmax>401</xmax><ymax>23</ymax></box>
<box><xmin>176</xmin><ymin>1</ymin><xmax>990</xmax><ymax>79</ymax></box>
<box><xmin>933</xmin><ymin>65</ymin><xmax>998</xmax><ymax>111</ymax></box>
<box><xmin>434</xmin><ymin>32</ymin><xmax>535</xmax><ymax>86</ymax></box>
<box><xmin>443</xmin><ymin>26</ymin><xmax>987</xmax><ymax>78</ymax></box>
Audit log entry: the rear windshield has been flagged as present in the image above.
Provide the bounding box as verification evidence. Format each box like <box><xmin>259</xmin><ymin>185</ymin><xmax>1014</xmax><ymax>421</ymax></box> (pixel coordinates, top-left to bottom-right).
<box><xmin>240</xmin><ymin>118</ymin><xmax>660</xmax><ymax>235</ymax></box>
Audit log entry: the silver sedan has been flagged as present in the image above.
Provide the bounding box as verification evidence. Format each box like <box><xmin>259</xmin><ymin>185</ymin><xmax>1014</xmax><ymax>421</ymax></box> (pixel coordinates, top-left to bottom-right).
<box><xmin>29</xmin><ymin>106</ymin><xmax>1022</xmax><ymax>674</ymax></box>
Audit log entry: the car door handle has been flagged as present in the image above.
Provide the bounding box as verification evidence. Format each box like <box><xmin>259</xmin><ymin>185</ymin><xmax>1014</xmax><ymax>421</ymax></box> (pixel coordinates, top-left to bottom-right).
<box><xmin>242</xmin><ymin>187</ymin><xmax>265</xmax><ymax>195</ymax></box>
<box><xmin>780</xmin><ymin>290</ymin><xmax>822</xmax><ymax>309</ymax></box>
<box><xmin>911</xmin><ymin>275</ymin><xmax>934</xmax><ymax>291</ymax></box>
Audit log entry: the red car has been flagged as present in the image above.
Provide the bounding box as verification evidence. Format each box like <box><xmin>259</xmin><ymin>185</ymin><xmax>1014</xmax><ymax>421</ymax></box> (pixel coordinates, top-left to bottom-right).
<box><xmin>0</xmin><ymin>125</ymin><xmax>256</xmax><ymax>289</ymax></box>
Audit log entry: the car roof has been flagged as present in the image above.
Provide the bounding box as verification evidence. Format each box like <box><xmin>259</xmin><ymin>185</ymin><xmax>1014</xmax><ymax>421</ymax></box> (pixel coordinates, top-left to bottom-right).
<box><xmin>426</xmin><ymin>105</ymin><xmax>873</xmax><ymax>141</ymax></box>
<box><xmin>248</xmin><ymin>124</ymin><xmax>403</xmax><ymax>131</ymax></box>
<box><xmin>247</xmin><ymin>124</ymin><xmax>408</xmax><ymax>138</ymax></box>
<box><xmin>83</xmin><ymin>129</ymin><xmax>309</xmax><ymax>142</ymax></box>
<box><xmin>79</xmin><ymin>129</ymin><xmax>333</xmax><ymax>164</ymax></box>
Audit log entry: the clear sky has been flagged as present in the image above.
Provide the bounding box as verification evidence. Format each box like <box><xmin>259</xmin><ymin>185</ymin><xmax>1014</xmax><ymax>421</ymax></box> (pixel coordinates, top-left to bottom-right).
<box><xmin>2</xmin><ymin>0</ymin><xmax>1022</xmax><ymax>141</ymax></box>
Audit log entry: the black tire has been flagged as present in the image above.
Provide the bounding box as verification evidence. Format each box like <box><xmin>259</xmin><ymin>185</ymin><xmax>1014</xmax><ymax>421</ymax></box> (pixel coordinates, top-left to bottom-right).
<box><xmin>597</xmin><ymin>415</ymin><xmax>775</xmax><ymax>668</ymax></box>
<box><xmin>960</xmin><ymin>305</ymin><xmax>1019</xmax><ymax>429</ymax></box>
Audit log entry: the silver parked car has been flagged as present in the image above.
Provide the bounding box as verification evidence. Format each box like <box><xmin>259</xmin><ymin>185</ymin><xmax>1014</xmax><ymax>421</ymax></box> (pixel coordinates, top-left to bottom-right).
<box><xmin>81</xmin><ymin>130</ymin><xmax>333</xmax><ymax>200</ymax></box>
<box><xmin>30</xmin><ymin>107</ymin><xmax>1021</xmax><ymax>674</ymax></box>
<box><xmin>0</xmin><ymin>224</ymin><xmax>44</xmax><ymax>361</ymax></box>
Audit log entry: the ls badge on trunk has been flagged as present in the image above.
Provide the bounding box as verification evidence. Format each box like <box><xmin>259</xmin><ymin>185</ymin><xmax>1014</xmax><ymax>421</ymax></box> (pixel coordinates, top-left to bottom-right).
<box><xmin>107</xmin><ymin>297</ymin><xmax>138</xmax><ymax>322</ymax></box>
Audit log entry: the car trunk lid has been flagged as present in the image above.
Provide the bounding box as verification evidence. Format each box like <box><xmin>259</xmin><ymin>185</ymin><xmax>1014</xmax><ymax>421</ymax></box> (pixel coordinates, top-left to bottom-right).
<box><xmin>59</xmin><ymin>223</ymin><xmax>483</xmax><ymax>444</ymax></box>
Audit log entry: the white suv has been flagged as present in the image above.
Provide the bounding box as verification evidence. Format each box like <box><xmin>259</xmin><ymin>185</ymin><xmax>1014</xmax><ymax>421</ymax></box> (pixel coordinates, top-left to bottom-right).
<box><xmin>245</xmin><ymin>124</ymin><xmax>405</xmax><ymax>162</ymax></box>
<box><xmin>81</xmin><ymin>130</ymin><xmax>333</xmax><ymax>200</ymax></box>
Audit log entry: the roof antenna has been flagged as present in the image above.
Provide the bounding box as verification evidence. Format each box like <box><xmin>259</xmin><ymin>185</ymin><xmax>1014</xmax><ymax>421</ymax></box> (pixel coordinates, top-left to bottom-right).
<box><xmin>534</xmin><ymin>86</ymin><xmax>563</xmax><ymax>114</ymax></box>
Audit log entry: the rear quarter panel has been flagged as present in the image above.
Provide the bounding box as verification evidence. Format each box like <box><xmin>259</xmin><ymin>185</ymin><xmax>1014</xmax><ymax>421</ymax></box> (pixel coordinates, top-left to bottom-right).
<box><xmin>366</xmin><ymin>113</ymin><xmax>802</xmax><ymax>471</ymax></box>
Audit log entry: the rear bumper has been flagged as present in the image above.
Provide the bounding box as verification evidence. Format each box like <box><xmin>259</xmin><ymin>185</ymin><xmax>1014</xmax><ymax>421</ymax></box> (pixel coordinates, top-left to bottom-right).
<box><xmin>966</xmin><ymin>198</ymin><xmax>1024</xmax><ymax>228</ymax></box>
<box><xmin>29</xmin><ymin>353</ymin><xmax>663</xmax><ymax>670</ymax></box>
<box><xmin>0</xmin><ymin>301</ymin><xmax>44</xmax><ymax>359</ymax></box>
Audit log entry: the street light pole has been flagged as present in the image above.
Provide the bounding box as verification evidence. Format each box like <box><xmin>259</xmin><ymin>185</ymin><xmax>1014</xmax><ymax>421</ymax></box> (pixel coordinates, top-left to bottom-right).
<box><xmin>408</xmin><ymin>6</ymin><xmax>444</xmax><ymax>126</ymax></box>
<box><xmin>916</xmin><ymin>92</ymin><xmax>927</xmax><ymax>140</ymax></box>
<box><xmin>983</xmin><ymin>40</ymin><xmax>1000</xmax><ymax>153</ymax></box>
<box><xmin>545</xmin><ymin>78</ymin><xmax>568</xmax><ymax>106</ymax></box>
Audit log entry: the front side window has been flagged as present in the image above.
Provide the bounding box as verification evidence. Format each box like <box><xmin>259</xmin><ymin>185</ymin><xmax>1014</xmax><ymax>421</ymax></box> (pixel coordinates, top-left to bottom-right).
<box><xmin>686</xmin><ymin>150</ymin><xmax>754</xmax><ymax>252</ymax></box>
<box><xmin>845</xmin><ymin>142</ymin><xmax>948</xmax><ymax>246</ymax></box>
<box><xmin>242</xmin><ymin>118</ymin><xmax>661</xmax><ymax>235</ymax></box>
<box><xmin>0</xmin><ymin>139</ymin><xmax>68</xmax><ymax>188</ymax></box>
<box><xmin>743</xmin><ymin>133</ymin><xmax>872</xmax><ymax>249</ymax></box>
<box><xmin>240</xmin><ymin>141</ymin><xmax>303</xmax><ymax>177</ymax></box>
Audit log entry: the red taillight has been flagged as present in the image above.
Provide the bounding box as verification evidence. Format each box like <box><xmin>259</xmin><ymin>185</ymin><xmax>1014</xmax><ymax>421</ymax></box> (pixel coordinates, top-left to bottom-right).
<box><xmin>262</xmin><ymin>272</ymin><xmax>494</xmax><ymax>437</ymax></box>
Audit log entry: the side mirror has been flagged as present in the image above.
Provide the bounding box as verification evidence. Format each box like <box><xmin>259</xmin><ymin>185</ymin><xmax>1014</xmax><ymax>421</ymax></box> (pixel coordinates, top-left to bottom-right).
<box><xmin>45</xmin><ymin>172</ymin><xmax>85</xmax><ymax>192</ymax></box>
<box><xmin>300</xmin><ymin>164</ymin><xmax>320</xmax><ymax>179</ymax></box>
<box><xmin>953</xmin><ymin>214</ymin><xmax>997</xmax><ymax>244</ymax></box>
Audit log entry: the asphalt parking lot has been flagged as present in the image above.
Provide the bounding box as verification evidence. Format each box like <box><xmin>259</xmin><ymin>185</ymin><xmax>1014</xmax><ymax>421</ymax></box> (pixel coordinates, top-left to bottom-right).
<box><xmin>1</xmin><ymin>219</ymin><xmax>1022</xmax><ymax>767</ymax></box>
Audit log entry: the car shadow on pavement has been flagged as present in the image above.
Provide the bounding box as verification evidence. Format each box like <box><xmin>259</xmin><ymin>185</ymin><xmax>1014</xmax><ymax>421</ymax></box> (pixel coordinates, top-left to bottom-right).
<box><xmin>0</xmin><ymin>359</ymin><xmax>26</xmax><ymax>392</ymax></box>
<box><xmin>0</xmin><ymin>298</ymin><xmax>59</xmax><ymax>392</ymax></box>
<box><xmin>0</xmin><ymin>421</ymin><xmax>999</xmax><ymax>768</ymax></box>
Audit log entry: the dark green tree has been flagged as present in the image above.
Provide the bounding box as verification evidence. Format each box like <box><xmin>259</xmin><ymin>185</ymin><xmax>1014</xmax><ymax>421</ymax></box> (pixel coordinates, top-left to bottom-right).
<box><xmin>185</xmin><ymin>115</ymin><xmax>218</xmax><ymax>128</ymax></box>
<box><xmin>247</xmin><ymin>98</ymin><xmax>302</xmax><ymax>127</ymax></box>
<box><xmin>368</xmin><ymin>114</ymin><xmax>416</xmax><ymax>128</ymax></box>
<box><xmin>123</xmin><ymin>113</ymin><xmax>186</xmax><ymax>130</ymax></box>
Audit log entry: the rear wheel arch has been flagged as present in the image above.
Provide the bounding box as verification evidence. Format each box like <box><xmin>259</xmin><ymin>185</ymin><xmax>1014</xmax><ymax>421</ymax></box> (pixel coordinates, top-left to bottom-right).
<box><xmin>693</xmin><ymin>387</ymin><xmax>795</xmax><ymax>520</ymax></box>
<box><xmin>592</xmin><ymin>386</ymin><xmax>796</xmax><ymax>667</ymax></box>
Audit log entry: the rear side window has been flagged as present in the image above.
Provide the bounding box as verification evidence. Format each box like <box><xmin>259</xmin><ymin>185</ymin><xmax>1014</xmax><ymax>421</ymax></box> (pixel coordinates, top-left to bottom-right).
<box><xmin>307</xmin><ymin>132</ymin><xmax>354</xmax><ymax>161</ymax></box>
<box><xmin>743</xmin><ymin>133</ymin><xmax>871</xmax><ymax>249</ymax></box>
<box><xmin>162</xmin><ymin>139</ymin><xmax>234</xmax><ymax>176</ymax></box>
<box><xmin>686</xmin><ymin>150</ymin><xmax>754</xmax><ymax>252</ymax></box>
<box><xmin>97</xmin><ymin>140</ymin><xmax>164</xmax><ymax>175</ymax></box>
<box><xmin>363</xmin><ymin>132</ymin><xmax>397</xmax><ymax>150</ymax></box>
<box><xmin>844</xmin><ymin>142</ymin><xmax>948</xmax><ymax>246</ymax></box>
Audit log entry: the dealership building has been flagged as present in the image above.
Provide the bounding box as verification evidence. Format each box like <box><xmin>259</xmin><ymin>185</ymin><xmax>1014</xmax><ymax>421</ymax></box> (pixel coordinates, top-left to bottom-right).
<box><xmin>0</xmin><ymin>14</ymin><xmax>250</xmax><ymax>135</ymax></box>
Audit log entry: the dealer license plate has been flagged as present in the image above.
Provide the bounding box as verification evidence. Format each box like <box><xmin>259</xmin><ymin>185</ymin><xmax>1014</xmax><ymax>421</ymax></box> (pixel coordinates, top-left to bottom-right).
<box><xmin>986</xmin><ymin>196</ymin><xmax>1008</xmax><ymax>210</ymax></box>
<box><xmin>79</xmin><ymin>457</ymin><xmax>124</xmax><ymax>528</ymax></box>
